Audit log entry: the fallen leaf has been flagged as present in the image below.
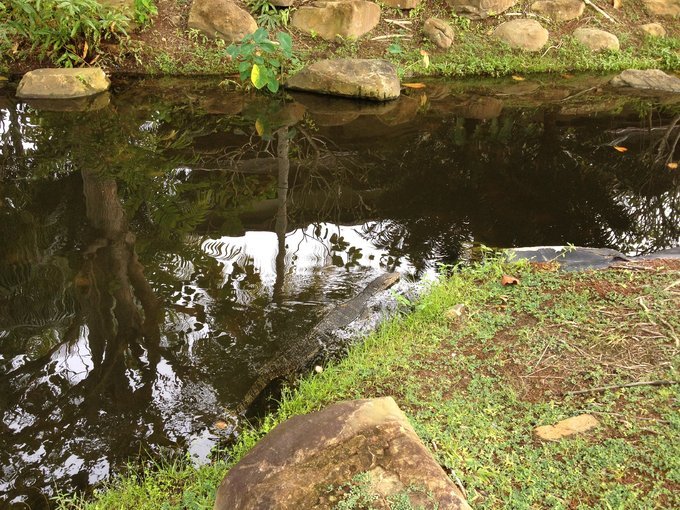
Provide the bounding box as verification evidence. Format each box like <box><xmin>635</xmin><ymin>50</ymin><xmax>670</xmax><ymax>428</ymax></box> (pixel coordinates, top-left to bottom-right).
<box><xmin>613</xmin><ymin>0</ymin><xmax>622</xmax><ymax>8</ymax></box>
<box><xmin>420</xmin><ymin>49</ymin><xmax>430</xmax><ymax>68</ymax></box>
<box><xmin>511</xmin><ymin>75</ymin><xmax>525</xmax><ymax>81</ymax></box>
<box><xmin>214</xmin><ymin>420</ymin><xmax>228</xmax><ymax>430</ymax></box>
<box><xmin>403</xmin><ymin>82</ymin><xmax>426</xmax><ymax>89</ymax></box>
<box><xmin>501</xmin><ymin>275</ymin><xmax>520</xmax><ymax>286</ymax></box>
<box><xmin>561</xmin><ymin>73</ymin><xmax>574</xmax><ymax>79</ymax></box>
<box><xmin>613</xmin><ymin>146</ymin><xmax>628</xmax><ymax>153</ymax></box>
<box><xmin>668</xmin><ymin>162</ymin><xmax>678</xmax><ymax>170</ymax></box>
<box><xmin>82</xmin><ymin>41</ymin><xmax>88</xmax><ymax>59</ymax></box>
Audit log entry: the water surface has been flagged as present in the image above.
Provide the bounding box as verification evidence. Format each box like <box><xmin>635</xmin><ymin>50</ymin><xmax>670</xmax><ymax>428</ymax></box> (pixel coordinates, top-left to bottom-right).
<box><xmin>1</xmin><ymin>76</ymin><xmax>679</xmax><ymax>507</ymax></box>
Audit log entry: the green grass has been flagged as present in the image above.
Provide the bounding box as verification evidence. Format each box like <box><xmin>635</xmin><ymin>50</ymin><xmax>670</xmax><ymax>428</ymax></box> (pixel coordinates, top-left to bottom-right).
<box><xmin>58</xmin><ymin>256</ymin><xmax>680</xmax><ymax>509</ymax></box>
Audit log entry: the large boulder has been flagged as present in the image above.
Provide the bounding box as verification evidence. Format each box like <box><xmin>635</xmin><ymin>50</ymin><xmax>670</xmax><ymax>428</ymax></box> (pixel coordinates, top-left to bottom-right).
<box><xmin>214</xmin><ymin>397</ymin><xmax>470</xmax><ymax>510</ymax></box>
<box><xmin>530</xmin><ymin>0</ymin><xmax>585</xmax><ymax>21</ymax></box>
<box><xmin>188</xmin><ymin>0</ymin><xmax>257</xmax><ymax>43</ymax></box>
<box><xmin>610</xmin><ymin>69</ymin><xmax>680</xmax><ymax>93</ymax></box>
<box><xmin>424</xmin><ymin>18</ymin><xmax>455</xmax><ymax>49</ymax></box>
<box><xmin>643</xmin><ymin>0</ymin><xmax>680</xmax><ymax>16</ymax></box>
<box><xmin>573</xmin><ymin>27</ymin><xmax>620</xmax><ymax>51</ymax></box>
<box><xmin>16</xmin><ymin>68</ymin><xmax>110</xmax><ymax>99</ymax></box>
<box><xmin>286</xmin><ymin>59</ymin><xmax>400</xmax><ymax>101</ymax></box>
<box><xmin>291</xmin><ymin>1</ymin><xmax>380</xmax><ymax>40</ymax></box>
<box><xmin>447</xmin><ymin>0</ymin><xmax>517</xmax><ymax>18</ymax></box>
<box><xmin>493</xmin><ymin>19</ymin><xmax>549</xmax><ymax>51</ymax></box>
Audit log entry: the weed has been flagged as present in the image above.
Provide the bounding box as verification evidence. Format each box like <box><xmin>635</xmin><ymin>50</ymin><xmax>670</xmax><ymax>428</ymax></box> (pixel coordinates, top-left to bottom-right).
<box><xmin>247</xmin><ymin>0</ymin><xmax>291</xmax><ymax>29</ymax></box>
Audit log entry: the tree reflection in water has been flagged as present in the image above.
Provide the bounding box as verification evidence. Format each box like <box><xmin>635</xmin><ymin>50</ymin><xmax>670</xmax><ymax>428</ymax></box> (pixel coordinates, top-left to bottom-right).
<box><xmin>0</xmin><ymin>79</ymin><xmax>678</xmax><ymax>507</ymax></box>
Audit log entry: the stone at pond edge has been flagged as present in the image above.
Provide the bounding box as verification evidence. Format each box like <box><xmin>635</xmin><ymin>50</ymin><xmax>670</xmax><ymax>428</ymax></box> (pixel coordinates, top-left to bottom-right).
<box><xmin>493</xmin><ymin>19</ymin><xmax>549</xmax><ymax>52</ymax></box>
<box><xmin>610</xmin><ymin>69</ymin><xmax>680</xmax><ymax>93</ymax></box>
<box><xmin>16</xmin><ymin>68</ymin><xmax>110</xmax><ymax>99</ymax></box>
<box><xmin>291</xmin><ymin>0</ymin><xmax>381</xmax><ymax>41</ymax></box>
<box><xmin>534</xmin><ymin>414</ymin><xmax>600</xmax><ymax>441</ymax></box>
<box><xmin>424</xmin><ymin>18</ymin><xmax>455</xmax><ymax>49</ymax></box>
<box><xmin>573</xmin><ymin>27</ymin><xmax>620</xmax><ymax>52</ymax></box>
<box><xmin>640</xmin><ymin>23</ymin><xmax>666</xmax><ymax>37</ymax></box>
<box><xmin>286</xmin><ymin>59</ymin><xmax>400</xmax><ymax>101</ymax></box>
<box><xmin>642</xmin><ymin>0</ymin><xmax>680</xmax><ymax>16</ymax></box>
<box><xmin>447</xmin><ymin>0</ymin><xmax>517</xmax><ymax>18</ymax></box>
<box><xmin>530</xmin><ymin>0</ymin><xmax>585</xmax><ymax>22</ymax></box>
<box><xmin>214</xmin><ymin>397</ymin><xmax>470</xmax><ymax>510</ymax></box>
<box><xmin>188</xmin><ymin>0</ymin><xmax>257</xmax><ymax>44</ymax></box>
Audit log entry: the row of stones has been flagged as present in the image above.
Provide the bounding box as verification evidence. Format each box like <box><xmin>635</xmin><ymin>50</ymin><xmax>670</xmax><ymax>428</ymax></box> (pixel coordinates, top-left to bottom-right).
<box><xmin>188</xmin><ymin>0</ymin><xmax>678</xmax><ymax>46</ymax></box>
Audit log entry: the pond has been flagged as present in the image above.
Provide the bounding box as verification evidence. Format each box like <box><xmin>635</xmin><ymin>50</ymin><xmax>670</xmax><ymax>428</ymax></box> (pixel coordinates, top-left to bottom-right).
<box><xmin>1</xmin><ymin>75</ymin><xmax>679</xmax><ymax>508</ymax></box>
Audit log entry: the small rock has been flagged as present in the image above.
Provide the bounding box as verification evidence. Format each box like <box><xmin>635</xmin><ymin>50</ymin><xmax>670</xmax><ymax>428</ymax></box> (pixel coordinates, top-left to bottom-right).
<box><xmin>445</xmin><ymin>304</ymin><xmax>466</xmax><ymax>320</ymax></box>
<box><xmin>534</xmin><ymin>414</ymin><xmax>600</xmax><ymax>441</ymax></box>
<box><xmin>213</xmin><ymin>397</ymin><xmax>470</xmax><ymax>509</ymax></box>
<box><xmin>530</xmin><ymin>0</ymin><xmax>585</xmax><ymax>22</ymax></box>
<box><xmin>642</xmin><ymin>0</ymin><xmax>680</xmax><ymax>16</ymax></box>
<box><xmin>423</xmin><ymin>18</ymin><xmax>455</xmax><ymax>49</ymax></box>
<box><xmin>98</xmin><ymin>0</ymin><xmax>135</xmax><ymax>14</ymax></box>
<box><xmin>573</xmin><ymin>27</ymin><xmax>620</xmax><ymax>52</ymax></box>
<box><xmin>382</xmin><ymin>0</ymin><xmax>420</xmax><ymax>8</ymax></box>
<box><xmin>291</xmin><ymin>0</ymin><xmax>381</xmax><ymax>41</ymax></box>
<box><xmin>188</xmin><ymin>0</ymin><xmax>257</xmax><ymax>44</ymax></box>
<box><xmin>640</xmin><ymin>23</ymin><xmax>666</xmax><ymax>37</ymax></box>
<box><xmin>493</xmin><ymin>19</ymin><xmax>549</xmax><ymax>52</ymax></box>
<box><xmin>16</xmin><ymin>68</ymin><xmax>110</xmax><ymax>99</ymax></box>
<box><xmin>314</xmin><ymin>365</ymin><xmax>323</xmax><ymax>373</ymax></box>
<box><xmin>610</xmin><ymin>69</ymin><xmax>680</xmax><ymax>93</ymax></box>
<box><xmin>287</xmin><ymin>59</ymin><xmax>400</xmax><ymax>101</ymax></box>
<box><xmin>447</xmin><ymin>0</ymin><xmax>517</xmax><ymax>16</ymax></box>
<box><xmin>270</xmin><ymin>0</ymin><xmax>294</xmax><ymax>5</ymax></box>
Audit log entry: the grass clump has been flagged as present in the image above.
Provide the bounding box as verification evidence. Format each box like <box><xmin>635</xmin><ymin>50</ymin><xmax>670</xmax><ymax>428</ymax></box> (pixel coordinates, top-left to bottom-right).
<box><xmin>1</xmin><ymin>0</ymin><xmax>132</xmax><ymax>67</ymax></box>
<box><xmin>58</xmin><ymin>256</ymin><xmax>680</xmax><ymax>509</ymax></box>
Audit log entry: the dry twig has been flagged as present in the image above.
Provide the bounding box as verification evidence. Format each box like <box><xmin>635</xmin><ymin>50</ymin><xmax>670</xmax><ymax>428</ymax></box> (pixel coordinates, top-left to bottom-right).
<box><xmin>565</xmin><ymin>380</ymin><xmax>677</xmax><ymax>396</ymax></box>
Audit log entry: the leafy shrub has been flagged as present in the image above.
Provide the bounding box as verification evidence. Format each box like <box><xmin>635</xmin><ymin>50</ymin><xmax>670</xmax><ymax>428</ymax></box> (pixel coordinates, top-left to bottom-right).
<box><xmin>134</xmin><ymin>0</ymin><xmax>157</xmax><ymax>26</ymax></box>
<box><xmin>226</xmin><ymin>28</ymin><xmax>298</xmax><ymax>93</ymax></box>
<box><xmin>2</xmin><ymin>0</ymin><xmax>132</xmax><ymax>67</ymax></box>
<box><xmin>246</xmin><ymin>0</ymin><xmax>290</xmax><ymax>30</ymax></box>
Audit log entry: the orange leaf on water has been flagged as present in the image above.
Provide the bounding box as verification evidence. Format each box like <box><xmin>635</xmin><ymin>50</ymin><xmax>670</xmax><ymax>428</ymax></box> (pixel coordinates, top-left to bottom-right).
<box><xmin>214</xmin><ymin>420</ymin><xmax>228</xmax><ymax>430</ymax></box>
<box><xmin>668</xmin><ymin>162</ymin><xmax>678</xmax><ymax>169</ymax></box>
<box><xmin>403</xmin><ymin>82</ymin><xmax>427</xmax><ymax>89</ymax></box>
<box><xmin>613</xmin><ymin>146</ymin><xmax>628</xmax><ymax>153</ymax></box>
<box><xmin>512</xmin><ymin>75</ymin><xmax>525</xmax><ymax>81</ymax></box>
<box><xmin>501</xmin><ymin>275</ymin><xmax>520</xmax><ymax>286</ymax></box>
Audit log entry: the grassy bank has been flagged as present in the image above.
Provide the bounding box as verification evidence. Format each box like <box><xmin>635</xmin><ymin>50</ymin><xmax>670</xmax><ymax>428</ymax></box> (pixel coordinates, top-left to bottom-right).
<box><xmin>2</xmin><ymin>0</ymin><xmax>680</xmax><ymax>79</ymax></box>
<box><xmin>58</xmin><ymin>255</ymin><xmax>680</xmax><ymax>509</ymax></box>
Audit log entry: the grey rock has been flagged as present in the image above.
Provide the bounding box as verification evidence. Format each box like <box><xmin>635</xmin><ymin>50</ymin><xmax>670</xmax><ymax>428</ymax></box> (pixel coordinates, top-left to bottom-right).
<box><xmin>447</xmin><ymin>0</ymin><xmax>517</xmax><ymax>16</ymax></box>
<box><xmin>188</xmin><ymin>0</ymin><xmax>257</xmax><ymax>43</ymax></box>
<box><xmin>16</xmin><ymin>68</ymin><xmax>110</xmax><ymax>99</ymax></box>
<box><xmin>530</xmin><ymin>0</ymin><xmax>585</xmax><ymax>21</ymax></box>
<box><xmin>214</xmin><ymin>397</ymin><xmax>470</xmax><ymax>510</ymax></box>
<box><xmin>493</xmin><ymin>19</ymin><xmax>549</xmax><ymax>51</ymax></box>
<box><xmin>573</xmin><ymin>27</ymin><xmax>620</xmax><ymax>51</ymax></box>
<box><xmin>291</xmin><ymin>1</ymin><xmax>381</xmax><ymax>40</ymax></box>
<box><xmin>423</xmin><ymin>18</ymin><xmax>455</xmax><ymax>49</ymax></box>
<box><xmin>610</xmin><ymin>69</ymin><xmax>680</xmax><ymax>93</ymax></box>
<box><xmin>286</xmin><ymin>59</ymin><xmax>400</xmax><ymax>101</ymax></box>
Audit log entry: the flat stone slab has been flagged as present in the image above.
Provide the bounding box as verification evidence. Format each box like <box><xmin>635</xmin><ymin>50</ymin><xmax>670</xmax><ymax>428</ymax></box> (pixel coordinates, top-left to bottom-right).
<box><xmin>291</xmin><ymin>0</ymin><xmax>381</xmax><ymax>40</ymax></box>
<box><xmin>214</xmin><ymin>397</ymin><xmax>470</xmax><ymax>509</ymax></box>
<box><xmin>286</xmin><ymin>59</ymin><xmax>400</xmax><ymax>101</ymax></box>
<box><xmin>610</xmin><ymin>69</ymin><xmax>680</xmax><ymax>93</ymax></box>
<box><xmin>508</xmin><ymin>246</ymin><xmax>629</xmax><ymax>271</ymax></box>
<box><xmin>16</xmin><ymin>68</ymin><xmax>110</xmax><ymax>99</ymax></box>
<box><xmin>493</xmin><ymin>19</ymin><xmax>549</xmax><ymax>52</ymax></box>
<box><xmin>534</xmin><ymin>414</ymin><xmax>600</xmax><ymax>441</ymax></box>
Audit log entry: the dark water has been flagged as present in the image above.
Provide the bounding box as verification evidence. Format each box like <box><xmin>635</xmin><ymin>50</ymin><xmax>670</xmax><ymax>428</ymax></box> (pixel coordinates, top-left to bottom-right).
<box><xmin>1</xmin><ymin>75</ymin><xmax>679</xmax><ymax>507</ymax></box>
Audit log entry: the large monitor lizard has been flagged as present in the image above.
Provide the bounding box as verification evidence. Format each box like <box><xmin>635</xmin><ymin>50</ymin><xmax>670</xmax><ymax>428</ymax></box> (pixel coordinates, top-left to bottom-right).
<box><xmin>232</xmin><ymin>272</ymin><xmax>401</xmax><ymax>415</ymax></box>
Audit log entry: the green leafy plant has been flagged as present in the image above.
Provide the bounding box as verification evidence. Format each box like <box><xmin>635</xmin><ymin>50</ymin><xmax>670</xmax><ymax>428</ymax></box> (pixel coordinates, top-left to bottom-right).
<box><xmin>3</xmin><ymin>0</ymin><xmax>130</xmax><ymax>66</ymax></box>
<box><xmin>247</xmin><ymin>0</ymin><xmax>291</xmax><ymax>29</ymax></box>
<box><xmin>226</xmin><ymin>28</ymin><xmax>297</xmax><ymax>93</ymax></box>
<box><xmin>134</xmin><ymin>0</ymin><xmax>157</xmax><ymax>26</ymax></box>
